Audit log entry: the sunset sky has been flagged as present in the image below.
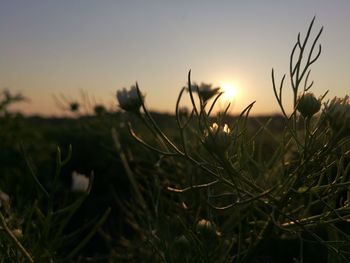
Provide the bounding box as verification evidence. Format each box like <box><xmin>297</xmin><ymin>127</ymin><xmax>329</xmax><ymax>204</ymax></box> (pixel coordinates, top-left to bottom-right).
<box><xmin>1</xmin><ymin>1</ymin><xmax>349</xmax><ymax>116</ymax></box>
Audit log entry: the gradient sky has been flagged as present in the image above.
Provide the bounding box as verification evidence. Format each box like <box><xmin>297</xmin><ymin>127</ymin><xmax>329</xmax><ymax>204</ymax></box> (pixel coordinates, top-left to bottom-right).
<box><xmin>1</xmin><ymin>0</ymin><xmax>349</xmax><ymax>116</ymax></box>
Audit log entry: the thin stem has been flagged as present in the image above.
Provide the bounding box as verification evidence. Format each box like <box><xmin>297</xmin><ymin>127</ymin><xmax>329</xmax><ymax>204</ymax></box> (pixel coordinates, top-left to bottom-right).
<box><xmin>0</xmin><ymin>211</ymin><xmax>34</xmax><ymax>262</ymax></box>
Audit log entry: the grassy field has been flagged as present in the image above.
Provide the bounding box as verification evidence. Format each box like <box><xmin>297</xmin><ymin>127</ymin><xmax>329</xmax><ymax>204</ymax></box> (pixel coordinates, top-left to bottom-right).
<box><xmin>0</xmin><ymin>109</ymin><xmax>284</xmax><ymax>261</ymax></box>
<box><xmin>1</xmin><ymin>18</ymin><xmax>350</xmax><ymax>263</ymax></box>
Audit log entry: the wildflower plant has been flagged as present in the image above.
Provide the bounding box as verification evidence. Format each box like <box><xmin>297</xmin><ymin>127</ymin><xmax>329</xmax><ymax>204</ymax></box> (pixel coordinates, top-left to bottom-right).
<box><xmin>116</xmin><ymin>17</ymin><xmax>350</xmax><ymax>262</ymax></box>
<box><xmin>0</xmin><ymin>144</ymin><xmax>110</xmax><ymax>262</ymax></box>
<box><xmin>203</xmin><ymin>122</ymin><xmax>232</xmax><ymax>155</ymax></box>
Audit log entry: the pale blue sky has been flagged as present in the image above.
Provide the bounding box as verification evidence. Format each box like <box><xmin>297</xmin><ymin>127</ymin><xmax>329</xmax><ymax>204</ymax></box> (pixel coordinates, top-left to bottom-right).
<box><xmin>1</xmin><ymin>1</ymin><xmax>349</xmax><ymax>115</ymax></box>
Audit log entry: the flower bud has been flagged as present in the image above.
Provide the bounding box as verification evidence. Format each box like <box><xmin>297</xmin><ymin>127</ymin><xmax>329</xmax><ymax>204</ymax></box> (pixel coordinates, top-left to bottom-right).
<box><xmin>297</xmin><ymin>93</ymin><xmax>321</xmax><ymax>118</ymax></box>
<box><xmin>196</xmin><ymin>219</ymin><xmax>217</xmax><ymax>239</ymax></box>
<box><xmin>69</xmin><ymin>102</ymin><xmax>80</xmax><ymax>113</ymax></box>
<box><xmin>204</xmin><ymin>122</ymin><xmax>232</xmax><ymax>153</ymax></box>
<box><xmin>116</xmin><ymin>85</ymin><xmax>144</xmax><ymax>113</ymax></box>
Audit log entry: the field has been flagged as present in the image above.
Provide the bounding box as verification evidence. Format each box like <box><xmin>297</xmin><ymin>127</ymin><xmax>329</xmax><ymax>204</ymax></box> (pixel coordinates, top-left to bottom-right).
<box><xmin>1</xmin><ymin>19</ymin><xmax>350</xmax><ymax>263</ymax></box>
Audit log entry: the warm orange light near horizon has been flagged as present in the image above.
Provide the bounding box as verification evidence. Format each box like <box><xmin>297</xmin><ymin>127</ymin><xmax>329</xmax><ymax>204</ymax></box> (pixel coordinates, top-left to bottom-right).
<box><xmin>221</xmin><ymin>83</ymin><xmax>239</xmax><ymax>102</ymax></box>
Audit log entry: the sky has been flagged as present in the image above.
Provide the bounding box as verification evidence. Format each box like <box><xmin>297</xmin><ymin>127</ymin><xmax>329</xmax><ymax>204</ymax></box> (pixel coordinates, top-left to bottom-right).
<box><xmin>1</xmin><ymin>0</ymin><xmax>349</xmax><ymax>116</ymax></box>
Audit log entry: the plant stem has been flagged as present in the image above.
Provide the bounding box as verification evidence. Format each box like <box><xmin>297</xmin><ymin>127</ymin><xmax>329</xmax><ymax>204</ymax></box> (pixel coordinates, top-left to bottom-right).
<box><xmin>0</xmin><ymin>211</ymin><xmax>34</xmax><ymax>263</ymax></box>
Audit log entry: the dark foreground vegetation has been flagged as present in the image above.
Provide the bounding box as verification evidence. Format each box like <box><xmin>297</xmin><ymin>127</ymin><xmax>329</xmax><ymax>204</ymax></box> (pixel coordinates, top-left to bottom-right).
<box><xmin>0</xmin><ymin>108</ymin><xmax>288</xmax><ymax>262</ymax></box>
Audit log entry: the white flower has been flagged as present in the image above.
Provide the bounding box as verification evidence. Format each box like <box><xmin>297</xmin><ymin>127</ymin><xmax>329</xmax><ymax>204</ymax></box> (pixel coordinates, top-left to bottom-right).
<box><xmin>209</xmin><ymin>122</ymin><xmax>219</xmax><ymax>133</ymax></box>
<box><xmin>71</xmin><ymin>171</ymin><xmax>90</xmax><ymax>192</ymax></box>
<box><xmin>116</xmin><ymin>85</ymin><xmax>144</xmax><ymax>112</ymax></box>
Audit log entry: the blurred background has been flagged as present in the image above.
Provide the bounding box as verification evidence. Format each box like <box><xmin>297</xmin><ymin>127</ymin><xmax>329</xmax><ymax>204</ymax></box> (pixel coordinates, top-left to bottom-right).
<box><xmin>1</xmin><ymin>0</ymin><xmax>349</xmax><ymax>116</ymax></box>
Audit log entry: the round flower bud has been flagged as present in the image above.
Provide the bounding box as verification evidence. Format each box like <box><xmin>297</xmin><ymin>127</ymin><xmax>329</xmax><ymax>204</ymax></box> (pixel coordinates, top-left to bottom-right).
<box><xmin>196</xmin><ymin>219</ymin><xmax>217</xmax><ymax>239</ymax></box>
<box><xmin>69</xmin><ymin>102</ymin><xmax>80</xmax><ymax>113</ymax></box>
<box><xmin>297</xmin><ymin>93</ymin><xmax>321</xmax><ymax>118</ymax></box>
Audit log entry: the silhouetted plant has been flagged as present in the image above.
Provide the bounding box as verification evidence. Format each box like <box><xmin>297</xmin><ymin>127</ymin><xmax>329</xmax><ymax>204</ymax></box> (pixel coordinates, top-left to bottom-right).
<box><xmin>115</xmin><ymin>17</ymin><xmax>350</xmax><ymax>262</ymax></box>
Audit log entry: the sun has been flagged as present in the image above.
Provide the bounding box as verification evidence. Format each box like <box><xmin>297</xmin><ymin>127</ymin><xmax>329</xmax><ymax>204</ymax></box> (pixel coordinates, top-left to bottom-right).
<box><xmin>221</xmin><ymin>83</ymin><xmax>239</xmax><ymax>101</ymax></box>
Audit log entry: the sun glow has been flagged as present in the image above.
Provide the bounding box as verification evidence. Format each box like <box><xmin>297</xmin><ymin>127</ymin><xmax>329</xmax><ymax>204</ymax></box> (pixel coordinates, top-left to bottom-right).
<box><xmin>221</xmin><ymin>83</ymin><xmax>239</xmax><ymax>101</ymax></box>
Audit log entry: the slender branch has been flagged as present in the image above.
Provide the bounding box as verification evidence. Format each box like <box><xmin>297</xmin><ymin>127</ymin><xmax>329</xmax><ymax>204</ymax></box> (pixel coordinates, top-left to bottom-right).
<box><xmin>0</xmin><ymin>211</ymin><xmax>34</xmax><ymax>262</ymax></box>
